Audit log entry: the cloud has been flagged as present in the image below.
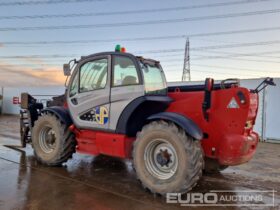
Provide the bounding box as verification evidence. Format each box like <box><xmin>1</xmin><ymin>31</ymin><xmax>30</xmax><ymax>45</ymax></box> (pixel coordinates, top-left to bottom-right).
<box><xmin>20</xmin><ymin>56</ymin><xmax>45</xmax><ymax>65</ymax></box>
<box><xmin>27</xmin><ymin>68</ymin><xmax>65</xmax><ymax>85</ymax></box>
<box><xmin>0</xmin><ymin>61</ymin><xmax>65</xmax><ymax>87</ymax></box>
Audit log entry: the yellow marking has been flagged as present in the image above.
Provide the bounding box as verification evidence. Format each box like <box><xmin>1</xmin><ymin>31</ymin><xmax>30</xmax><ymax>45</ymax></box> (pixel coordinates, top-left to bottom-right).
<box><xmin>95</xmin><ymin>106</ymin><xmax>108</xmax><ymax>124</ymax></box>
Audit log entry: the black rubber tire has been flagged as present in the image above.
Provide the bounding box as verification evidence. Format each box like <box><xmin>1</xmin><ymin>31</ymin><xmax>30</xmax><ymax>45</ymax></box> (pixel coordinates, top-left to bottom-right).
<box><xmin>204</xmin><ymin>157</ymin><xmax>228</xmax><ymax>174</ymax></box>
<box><xmin>133</xmin><ymin>121</ymin><xmax>204</xmax><ymax>196</ymax></box>
<box><xmin>19</xmin><ymin>115</ymin><xmax>27</xmax><ymax>148</ymax></box>
<box><xmin>32</xmin><ymin>113</ymin><xmax>76</xmax><ymax>166</ymax></box>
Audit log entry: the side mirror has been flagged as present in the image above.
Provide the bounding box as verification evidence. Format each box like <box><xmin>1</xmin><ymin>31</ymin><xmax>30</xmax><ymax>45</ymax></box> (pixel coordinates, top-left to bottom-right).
<box><xmin>252</xmin><ymin>77</ymin><xmax>276</xmax><ymax>93</ymax></box>
<box><xmin>264</xmin><ymin>77</ymin><xmax>276</xmax><ymax>86</ymax></box>
<box><xmin>63</xmin><ymin>64</ymin><xmax>71</xmax><ymax>76</ymax></box>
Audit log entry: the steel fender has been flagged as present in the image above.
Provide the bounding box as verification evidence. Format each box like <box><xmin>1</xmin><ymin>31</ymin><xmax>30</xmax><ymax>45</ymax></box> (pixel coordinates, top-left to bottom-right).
<box><xmin>147</xmin><ymin>112</ymin><xmax>203</xmax><ymax>140</ymax></box>
<box><xmin>42</xmin><ymin>106</ymin><xmax>73</xmax><ymax>127</ymax></box>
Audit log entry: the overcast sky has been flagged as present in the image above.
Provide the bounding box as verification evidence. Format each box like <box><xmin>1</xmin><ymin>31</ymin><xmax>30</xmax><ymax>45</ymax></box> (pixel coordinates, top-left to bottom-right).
<box><xmin>0</xmin><ymin>0</ymin><xmax>280</xmax><ymax>86</ymax></box>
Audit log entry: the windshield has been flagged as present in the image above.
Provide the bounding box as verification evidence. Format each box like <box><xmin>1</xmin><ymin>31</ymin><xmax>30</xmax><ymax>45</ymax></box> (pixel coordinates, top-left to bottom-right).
<box><xmin>140</xmin><ymin>62</ymin><xmax>167</xmax><ymax>95</ymax></box>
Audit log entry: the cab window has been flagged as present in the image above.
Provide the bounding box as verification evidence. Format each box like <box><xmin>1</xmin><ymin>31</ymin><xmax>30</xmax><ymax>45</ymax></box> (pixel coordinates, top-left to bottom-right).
<box><xmin>141</xmin><ymin>63</ymin><xmax>167</xmax><ymax>95</ymax></box>
<box><xmin>113</xmin><ymin>56</ymin><xmax>139</xmax><ymax>87</ymax></box>
<box><xmin>79</xmin><ymin>59</ymin><xmax>108</xmax><ymax>93</ymax></box>
<box><xmin>69</xmin><ymin>72</ymin><xmax>78</xmax><ymax>97</ymax></box>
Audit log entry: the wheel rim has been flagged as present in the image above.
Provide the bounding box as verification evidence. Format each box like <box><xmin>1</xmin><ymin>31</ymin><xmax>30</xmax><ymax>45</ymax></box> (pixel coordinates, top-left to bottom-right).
<box><xmin>144</xmin><ymin>138</ymin><xmax>178</xmax><ymax>180</ymax></box>
<box><xmin>38</xmin><ymin>125</ymin><xmax>57</xmax><ymax>153</ymax></box>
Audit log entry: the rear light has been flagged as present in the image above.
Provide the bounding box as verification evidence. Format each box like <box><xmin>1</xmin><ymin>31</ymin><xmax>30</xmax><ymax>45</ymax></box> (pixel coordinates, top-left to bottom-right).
<box><xmin>237</xmin><ymin>91</ymin><xmax>246</xmax><ymax>105</ymax></box>
<box><xmin>244</xmin><ymin>120</ymin><xmax>253</xmax><ymax>135</ymax></box>
<box><xmin>245</xmin><ymin>120</ymin><xmax>253</xmax><ymax>129</ymax></box>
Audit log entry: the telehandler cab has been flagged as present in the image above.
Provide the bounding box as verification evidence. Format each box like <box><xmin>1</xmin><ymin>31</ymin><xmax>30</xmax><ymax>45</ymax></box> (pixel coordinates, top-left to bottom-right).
<box><xmin>20</xmin><ymin>45</ymin><xmax>275</xmax><ymax>195</ymax></box>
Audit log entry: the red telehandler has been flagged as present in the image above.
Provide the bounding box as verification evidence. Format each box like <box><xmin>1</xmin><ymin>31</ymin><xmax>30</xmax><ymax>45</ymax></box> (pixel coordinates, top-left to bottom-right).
<box><xmin>20</xmin><ymin>46</ymin><xmax>275</xmax><ymax>195</ymax></box>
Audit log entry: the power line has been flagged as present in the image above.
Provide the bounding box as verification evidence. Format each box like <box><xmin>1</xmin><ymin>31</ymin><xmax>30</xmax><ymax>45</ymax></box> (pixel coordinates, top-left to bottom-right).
<box><xmin>162</xmin><ymin>53</ymin><xmax>280</xmax><ymax>64</ymax></box>
<box><xmin>1</xmin><ymin>35</ymin><xmax>186</xmax><ymax>45</ymax></box>
<box><xmin>188</xmin><ymin>26</ymin><xmax>280</xmax><ymax>38</ymax></box>
<box><xmin>1</xmin><ymin>63</ymin><xmax>278</xmax><ymax>77</ymax></box>
<box><xmin>191</xmin><ymin>64</ymin><xmax>280</xmax><ymax>74</ymax></box>
<box><xmin>192</xmin><ymin>70</ymin><xmax>264</xmax><ymax>77</ymax></box>
<box><xmin>0</xmin><ymin>55</ymin><xmax>77</xmax><ymax>59</ymax></box>
<box><xmin>0</xmin><ymin>63</ymin><xmax>60</xmax><ymax>67</ymax></box>
<box><xmin>3</xmin><ymin>27</ymin><xmax>280</xmax><ymax>45</ymax></box>
<box><xmin>137</xmin><ymin>40</ymin><xmax>280</xmax><ymax>54</ymax></box>
<box><xmin>191</xmin><ymin>40</ymin><xmax>280</xmax><ymax>51</ymax></box>
<box><xmin>197</xmin><ymin>55</ymin><xmax>280</xmax><ymax>63</ymax></box>
<box><xmin>192</xmin><ymin>53</ymin><xmax>280</xmax><ymax>63</ymax></box>
<box><xmin>167</xmin><ymin>69</ymin><xmax>265</xmax><ymax>77</ymax></box>
<box><xmin>1</xmin><ymin>62</ymin><xmax>279</xmax><ymax>77</ymax></box>
<box><xmin>0</xmin><ymin>69</ymin><xmax>60</xmax><ymax>73</ymax></box>
<box><xmin>151</xmin><ymin>53</ymin><xmax>185</xmax><ymax>59</ymax></box>
<box><xmin>193</xmin><ymin>49</ymin><xmax>280</xmax><ymax>59</ymax></box>
<box><xmin>0</xmin><ymin>66</ymin><xmax>268</xmax><ymax>78</ymax></box>
<box><xmin>157</xmin><ymin>48</ymin><xmax>280</xmax><ymax>61</ymax></box>
<box><xmin>161</xmin><ymin>55</ymin><xmax>280</xmax><ymax>64</ymax></box>
<box><xmin>2</xmin><ymin>40</ymin><xmax>280</xmax><ymax>60</ymax></box>
<box><xmin>156</xmin><ymin>52</ymin><xmax>280</xmax><ymax>64</ymax></box>
<box><xmin>0</xmin><ymin>0</ymin><xmax>105</xmax><ymax>7</ymax></box>
<box><xmin>0</xmin><ymin>0</ymin><xmax>273</xmax><ymax>19</ymax></box>
<box><xmin>0</xmin><ymin>9</ymin><xmax>279</xmax><ymax>31</ymax></box>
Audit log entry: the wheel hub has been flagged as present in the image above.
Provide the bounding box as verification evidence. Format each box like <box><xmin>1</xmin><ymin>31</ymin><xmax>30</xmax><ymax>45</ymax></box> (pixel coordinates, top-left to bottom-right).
<box><xmin>144</xmin><ymin>139</ymin><xmax>178</xmax><ymax>180</ymax></box>
<box><xmin>38</xmin><ymin>126</ymin><xmax>57</xmax><ymax>153</ymax></box>
<box><xmin>156</xmin><ymin>149</ymin><xmax>172</xmax><ymax>167</ymax></box>
<box><xmin>46</xmin><ymin>132</ymin><xmax>56</xmax><ymax>145</ymax></box>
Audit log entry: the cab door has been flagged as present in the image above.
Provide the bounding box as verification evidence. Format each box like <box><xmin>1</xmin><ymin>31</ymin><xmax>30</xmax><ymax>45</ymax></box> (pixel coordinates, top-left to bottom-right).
<box><xmin>109</xmin><ymin>55</ymin><xmax>144</xmax><ymax>130</ymax></box>
<box><xmin>67</xmin><ymin>55</ymin><xmax>111</xmax><ymax>130</ymax></box>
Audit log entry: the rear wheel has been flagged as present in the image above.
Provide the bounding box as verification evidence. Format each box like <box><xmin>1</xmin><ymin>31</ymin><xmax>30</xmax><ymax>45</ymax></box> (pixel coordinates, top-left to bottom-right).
<box><xmin>133</xmin><ymin>121</ymin><xmax>203</xmax><ymax>196</ymax></box>
<box><xmin>32</xmin><ymin>113</ymin><xmax>76</xmax><ymax>166</ymax></box>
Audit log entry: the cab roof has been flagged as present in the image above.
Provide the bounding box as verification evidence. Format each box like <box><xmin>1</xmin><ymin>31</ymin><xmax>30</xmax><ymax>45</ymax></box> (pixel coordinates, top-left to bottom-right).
<box><xmin>79</xmin><ymin>51</ymin><xmax>160</xmax><ymax>66</ymax></box>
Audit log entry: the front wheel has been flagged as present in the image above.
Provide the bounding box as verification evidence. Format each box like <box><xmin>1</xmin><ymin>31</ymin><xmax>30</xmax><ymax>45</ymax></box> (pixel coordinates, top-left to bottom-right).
<box><xmin>32</xmin><ymin>113</ymin><xmax>76</xmax><ymax>166</ymax></box>
<box><xmin>133</xmin><ymin>121</ymin><xmax>204</xmax><ymax>196</ymax></box>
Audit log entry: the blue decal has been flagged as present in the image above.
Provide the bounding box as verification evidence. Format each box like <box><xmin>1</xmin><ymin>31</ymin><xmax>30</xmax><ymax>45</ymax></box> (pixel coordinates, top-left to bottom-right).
<box><xmin>95</xmin><ymin>106</ymin><xmax>109</xmax><ymax>124</ymax></box>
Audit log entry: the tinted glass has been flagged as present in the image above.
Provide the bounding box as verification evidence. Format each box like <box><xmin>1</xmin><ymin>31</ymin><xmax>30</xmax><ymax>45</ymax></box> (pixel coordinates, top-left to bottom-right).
<box><xmin>69</xmin><ymin>72</ymin><xmax>78</xmax><ymax>97</ymax></box>
<box><xmin>113</xmin><ymin>56</ymin><xmax>139</xmax><ymax>86</ymax></box>
<box><xmin>141</xmin><ymin>64</ymin><xmax>167</xmax><ymax>95</ymax></box>
<box><xmin>79</xmin><ymin>59</ymin><xmax>108</xmax><ymax>93</ymax></box>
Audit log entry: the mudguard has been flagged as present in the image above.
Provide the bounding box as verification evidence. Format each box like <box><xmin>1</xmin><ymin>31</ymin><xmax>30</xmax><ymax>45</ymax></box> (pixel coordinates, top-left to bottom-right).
<box><xmin>147</xmin><ymin>112</ymin><xmax>203</xmax><ymax>140</ymax></box>
<box><xmin>115</xmin><ymin>96</ymin><xmax>172</xmax><ymax>136</ymax></box>
<box><xmin>42</xmin><ymin>106</ymin><xmax>73</xmax><ymax>127</ymax></box>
